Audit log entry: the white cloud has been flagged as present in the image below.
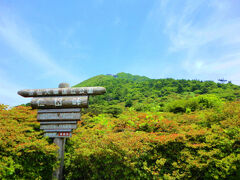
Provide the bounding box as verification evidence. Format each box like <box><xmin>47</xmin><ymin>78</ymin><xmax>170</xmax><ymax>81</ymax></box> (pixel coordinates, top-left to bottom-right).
<box><xmin>155</xmin><ymin>0</ymin><xmax>240</xmax><ymax>84</ymax></box>
<box><xmin>0</xmin><ymin>12</ymin><xmax>79</xmax><ymax>82</ymax></box>
<box><xmin>0</xmin><ymin>9</ymin><xmax>82</xmax><ymax>106</ymax></box>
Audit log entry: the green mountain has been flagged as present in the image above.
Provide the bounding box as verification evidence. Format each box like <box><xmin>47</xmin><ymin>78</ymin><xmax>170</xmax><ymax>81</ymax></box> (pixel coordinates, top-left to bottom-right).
<box><xmin>74</xmin><ymin>72</ymin><xmax>150</xmax><ymax>87</ymax></box>
<box><xmin>74</xmin><ymin>72</ymin><xmax>240</xmax><ymax>116</ymax></box>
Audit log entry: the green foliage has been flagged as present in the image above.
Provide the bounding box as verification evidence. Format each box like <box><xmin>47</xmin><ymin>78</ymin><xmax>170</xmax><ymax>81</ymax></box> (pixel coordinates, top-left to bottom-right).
<box><xmin>0</xmin><ymin>105</ymin><xmax>58</xmax><ymax>179</ymax></box>
<box><xmin>133</xmin><ymin>103</ymin><xmax>152</xmax><ymax>112</ymax></box>
<box><xmin>125</xmin><ymin>99</ymin><xmax>133</xmax><ymax>107</ymax></box>
<box><xmin>74</xmin><ymin>72</ymin><xmax>240</xmax><ymax>116</ymax></box>
<box><xmin>104</xmin><ymin>105</ymin><xmax>123</xmax><ymax>117</ymax></box>
<box><xmin>165</xmin><ymin>94</ymin><xmax>223</xmax><ymax>113</ymax></box>
<box><xmin>64</xmin><ymin>102</ymin><xmax>240</xmax><ymax>179</ymax></box>
<box><xmin>117</xmin><ymin>72</ymin><xmax>150</xmax><ymax>82</ymax></box>
<box><xmin>66</xmin><ymin>73</ymin><xmax>240</xmax><ymax>179</ymax></box>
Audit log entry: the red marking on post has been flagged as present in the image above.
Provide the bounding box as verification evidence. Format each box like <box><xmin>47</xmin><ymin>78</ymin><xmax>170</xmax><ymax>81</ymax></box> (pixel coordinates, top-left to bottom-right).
<box><xmin>58</xmin><ymin>132</ymin><xmax>70</xmax><ymax>136</ymax></box>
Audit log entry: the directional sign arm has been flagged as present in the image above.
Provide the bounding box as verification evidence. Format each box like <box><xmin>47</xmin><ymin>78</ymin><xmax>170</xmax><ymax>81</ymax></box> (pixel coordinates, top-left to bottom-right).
<box><xmin>31</xmin><ymin>96</ymin><xmax>88</xmax><ymax>109</ymax></box>
<box><xmin>18</xmin><ymin>87</ymin><xmax>106</xmax><ymax>97</ymax></box>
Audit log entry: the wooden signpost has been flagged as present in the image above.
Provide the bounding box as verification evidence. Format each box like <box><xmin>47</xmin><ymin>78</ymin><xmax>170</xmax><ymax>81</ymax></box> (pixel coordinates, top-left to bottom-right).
<box><xmin>18</xmin><ymin>83</ymin><xmax>106</xmax><ymax>180</ymax></box>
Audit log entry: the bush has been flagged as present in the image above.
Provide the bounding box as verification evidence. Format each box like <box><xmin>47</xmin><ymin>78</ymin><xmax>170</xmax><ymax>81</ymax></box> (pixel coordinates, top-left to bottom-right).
<box><xmin>1</xmin><ymin>100</ymin><xmax>240</xmax><ymax>179</ymax></box>
<box><xmin>104</xmin><ymin>105</ymin><xmax>123</xmax><ymax>117</ymax></box>
<box><xmin>0</xmin><ymin>105</ymin><xmax>58</xmax><ymax>179</ymax></box>
<box><xmin>125</xmin><ymin>99</ymin><xmax>133</xmax><ymax>107</ymax></box>
<box><xmin>165</xmin><ymin>94</ymin><xmax>223</xmax><ymax>113</ymax></box>
<box><xmin>133</xmin><ymin>103</ymin><xmax>151</xmax><ymax>112</ymax></box>
<box><xmin>64</xmin><ymin>102</ymin><xmax>240</xmax><ymax>179</ymax></box>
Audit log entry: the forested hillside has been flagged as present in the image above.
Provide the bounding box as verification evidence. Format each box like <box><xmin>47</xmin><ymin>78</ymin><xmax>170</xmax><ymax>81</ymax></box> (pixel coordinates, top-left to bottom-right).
<box><xmin>75</xmin><ymin>72</ymin><xmax>240</xmax><ymax>116</ymax></box>
<box><xmin>1</xmin><ymin>72</ymin><xmax>240</xmax><ymax>179</ymax></box>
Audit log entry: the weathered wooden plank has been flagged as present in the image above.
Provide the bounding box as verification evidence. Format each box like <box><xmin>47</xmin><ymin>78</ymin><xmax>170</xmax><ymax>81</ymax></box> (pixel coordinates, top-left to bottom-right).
<box><xmin>31</xmin><ymin>96</ymin><xmax>88</xmax><ymax>109</ymax></box>
<box><xmin>44</xmin><ymin>132</ymin><xmax>72</xmax><ymax>138</ymax></box>
<box><xmin>40</xmin><ymin>121</ymin><xmax>77</xmax><ymax>125</ymax></box>
<box><xmin>18</xmin><ymin>87</ymin><xmax>106</xmax><ymax>97</ymax></box>
<box><xmin>44</xmin><ymin>129</ymin><xmax>72</xmax><ymax>132</ymax></box>
<box><xmin>38</xmin><ymin>119</ymin><xmax>80</xmax><ymax>122</ymax></box>
<box><xmin>40</xmin><ymin>124</ymin><xmax>77</xmax><ymax>130</ymax></box>
<box><xmin>38</xmin><ymin>108</ymin><xmax>81</xmax><ymax>113</ymax></box>
<box><xmin>37</xmin><ymin>112</ymin><xmax>81</xmax><ymax>120</ymax></box>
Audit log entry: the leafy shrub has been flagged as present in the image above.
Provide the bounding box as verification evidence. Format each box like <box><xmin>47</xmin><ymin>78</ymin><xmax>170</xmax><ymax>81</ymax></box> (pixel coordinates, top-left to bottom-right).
<box><xmin>104</xmin><ymin>105</ymin><xmax>123</xmax><ymax>117</ymax></box>
<box><xmin>133</xmin><ymin>103</ymin><xmax>151</xmax><ymax>112</ymax></box>
<box><xmin>1</xmin><ymin>96</ymin><xmax>240</xmax><ymax>179</ymax></box>
<box><xmin>0</xmin><ymin>105</ymin><xmax>58</xmax><ymax>179</ymax></box>
<box><xmin>125</xmin><ymin>99</ymin><xmax>133</xmax><ymax>107</ymax></box>
<box><xmin>64</xmin><ymin>102</ymin><xmax>240</xmax><ymax>179</ymax></box>
<box><xmin>165</xmin><ymin>94</ymin><xmax>223</xmax><ymax>113</ymax></box>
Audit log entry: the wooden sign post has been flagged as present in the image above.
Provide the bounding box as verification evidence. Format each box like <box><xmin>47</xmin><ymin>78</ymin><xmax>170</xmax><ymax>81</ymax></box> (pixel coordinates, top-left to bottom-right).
<box><xmin>18</xmin><ymin>83</ymin><xmax>106</xmax><ymax>180</ymax></box>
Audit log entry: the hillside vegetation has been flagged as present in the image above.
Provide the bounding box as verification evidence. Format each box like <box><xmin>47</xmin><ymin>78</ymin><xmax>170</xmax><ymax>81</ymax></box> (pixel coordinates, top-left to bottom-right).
<box><xmin>75</xmin><ymin>72</ymin><xmax>240</xmax><ymax>116</ymax></box>
<box><xmin>1</xmin><ymin>72</ymin><xmax>240</xmax><ymax>179</ymax></box>
<box><xmin>0</xmin><ymin>105</ymin><xmax>58</xmax><ymax>179</ymax></box>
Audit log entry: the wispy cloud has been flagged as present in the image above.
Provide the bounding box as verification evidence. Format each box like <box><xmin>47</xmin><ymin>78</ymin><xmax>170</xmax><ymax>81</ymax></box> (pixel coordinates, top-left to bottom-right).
<box><xmin>154</xmin><ymin>0</ymin><xmax>240</xmax><ymax>83</ymax></box>
<box><xmin>0</xmin><ymin>8</ymin><xmax>82</xmax><ymax>106</ymax></box>
<box><xmin>0</xmin><ymin>11</ymin><xmax>79</xmax><ymax>82</ymax></box>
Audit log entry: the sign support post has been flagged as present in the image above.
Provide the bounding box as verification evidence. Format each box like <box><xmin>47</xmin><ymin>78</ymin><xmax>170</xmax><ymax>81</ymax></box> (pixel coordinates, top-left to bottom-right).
<box><xmin>53</xmin><ymin>83</ymin><xmax>69</xmax><ymax>180</ymax></box>
<box><xmin>53</xmin><ymin>137</ymin><xmax>66</xmax><ymax>180</ymax></box>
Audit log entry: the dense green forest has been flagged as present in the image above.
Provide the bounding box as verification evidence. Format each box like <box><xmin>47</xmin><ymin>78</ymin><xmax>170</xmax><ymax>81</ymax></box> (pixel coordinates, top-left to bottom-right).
<box><xmin>1</xmin><ymin>72</ymin><xmax>240</xmax><ymax>179</ymax></box>
<box><xmin>75</xmin><ymin>72</ymin><xmax>240</xmax><ymax>116</ymax></box>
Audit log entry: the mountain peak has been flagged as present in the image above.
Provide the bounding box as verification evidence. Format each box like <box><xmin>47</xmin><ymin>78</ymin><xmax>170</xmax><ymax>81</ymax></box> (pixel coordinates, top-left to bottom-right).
<box><xmin>74</xmin><ymin>72</ymin><xmax>150</xmax><ymax>87</ymax></box>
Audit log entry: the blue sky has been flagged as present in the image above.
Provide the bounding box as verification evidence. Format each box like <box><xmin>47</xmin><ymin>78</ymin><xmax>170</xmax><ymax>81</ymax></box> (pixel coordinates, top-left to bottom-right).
<box><xmin>0</xmin><ymin>0</ymin><xmax>240</xmax><ymax>106</ymax></box>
